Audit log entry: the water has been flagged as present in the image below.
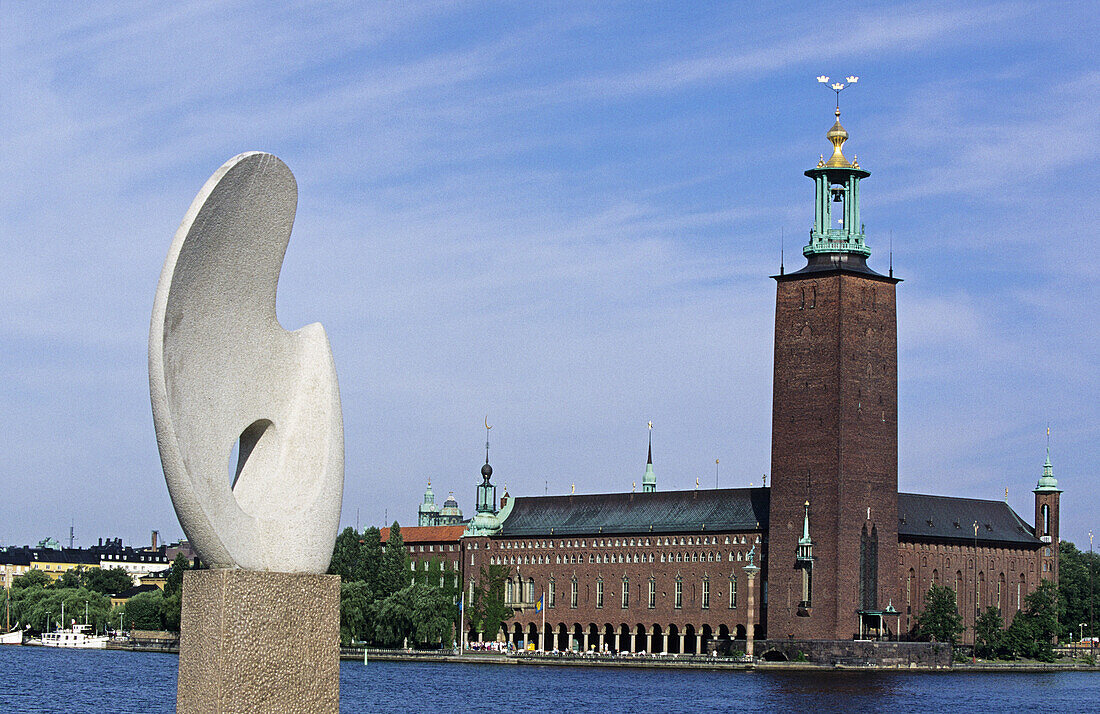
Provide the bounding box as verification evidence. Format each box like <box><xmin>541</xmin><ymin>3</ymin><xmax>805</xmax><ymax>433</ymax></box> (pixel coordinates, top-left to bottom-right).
<box><xmin>2</xmin><ymin>646</ymin><xmax>1097</xmax><ymax>713</ymax></box>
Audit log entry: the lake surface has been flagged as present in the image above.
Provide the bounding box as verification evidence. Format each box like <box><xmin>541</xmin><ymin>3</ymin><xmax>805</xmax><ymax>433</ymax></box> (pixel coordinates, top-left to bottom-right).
<box><xmin>2</xmin><ymin>646</ymin><xmax>1098</xmax><ymax>713</ymax></box>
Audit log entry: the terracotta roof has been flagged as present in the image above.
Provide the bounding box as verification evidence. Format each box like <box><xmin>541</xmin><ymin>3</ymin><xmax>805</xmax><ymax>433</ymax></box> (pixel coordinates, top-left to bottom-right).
<box><xmin>897</xmin><ymin>493</ymin><xmax>1040</xmax><ymax>546</ymax></box>
<box><xmin>379</xmin><ymin>525</ymin><xmax>466</xmax><ymax>544</ymax></box>
<box><xmin>498</xmin><ymin>488</ymin><xmax>770</xmax><ymax>537</ymax></box>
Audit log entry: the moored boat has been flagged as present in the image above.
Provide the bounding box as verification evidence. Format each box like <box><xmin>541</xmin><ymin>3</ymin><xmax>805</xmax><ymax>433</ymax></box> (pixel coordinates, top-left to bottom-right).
<box><xmin>40</xmin><ymin>623</ymin><xmax>108</xmax><ymax>649</ymax></box>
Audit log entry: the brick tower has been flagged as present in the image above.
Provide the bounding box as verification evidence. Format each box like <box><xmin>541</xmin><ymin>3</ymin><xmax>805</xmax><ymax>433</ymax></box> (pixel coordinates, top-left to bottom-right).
<box><xmin>766</xmin><ymin>97</ymin><xmax>901</xmax><ymax>640</ymax></box>
<box><xmin>1033</xmin><ymin>441</ymin><xmax>1062</xmax><ymax>584</ymax></box>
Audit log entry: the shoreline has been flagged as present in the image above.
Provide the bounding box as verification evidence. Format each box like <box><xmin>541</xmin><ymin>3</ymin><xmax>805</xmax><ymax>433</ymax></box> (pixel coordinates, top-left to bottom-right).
<box><xmin>343</xmin><ymin>649</ymin><xmax>1100</xmax><ymax>673</ymax></box>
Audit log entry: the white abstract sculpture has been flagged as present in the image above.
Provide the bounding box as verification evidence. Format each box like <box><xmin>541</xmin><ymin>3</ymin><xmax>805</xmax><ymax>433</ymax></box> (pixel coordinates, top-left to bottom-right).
<box><xmin>149</xmin><ymin>152</ymin><xmax>343</xmax><ymax>573</ymax></box>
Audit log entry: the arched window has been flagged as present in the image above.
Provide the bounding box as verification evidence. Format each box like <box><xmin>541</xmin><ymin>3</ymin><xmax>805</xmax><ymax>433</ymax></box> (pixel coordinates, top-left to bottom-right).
<box><xmin>505</xmin><ymin>579</ymin><xmax>514</xmax><ymax>603</ymax></box>
<box><xmin>702</xmin><ymin>578</ymin><xmax>710</xmax><ymax>609</ymax></box>
<box><xmin>674</xmin><ymin>578</ymin><xmax>683</xmax><ymax>609</ymax></box>
<box><xmin>548</xmin><ymin>578</ymin><xmax>556</xmax><ymax>608</ymax></box>
<box><xmin>570</xmin><ymin>577</ymin><xmax>578</xmax><ymax>609</ymax></box>
<box><xmin>527</xmin><ymin>578</ymin><xmax>535</xmax><ymax>603</ymax></box>
<box><xmin>1041</xmin><ymin>504</ymin><xmax>1050</xmax><ymax>535</ymax></box>
<box><xmin>622</xmin><ymin>577</ymin><xmax>629</xmax><ymax>609</ymax></box>
<box><xmin>729</xmin><ymin>575</ymin><xmax>738</xmax><ymax>608</ymax></box>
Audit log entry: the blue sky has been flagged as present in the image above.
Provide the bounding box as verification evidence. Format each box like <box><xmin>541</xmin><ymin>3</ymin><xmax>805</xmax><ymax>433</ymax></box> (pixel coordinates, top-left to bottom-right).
<box><xmin>1</xmin><ymin>2</ymin><xmax>1096</xmax><ymax>550</ymax></box>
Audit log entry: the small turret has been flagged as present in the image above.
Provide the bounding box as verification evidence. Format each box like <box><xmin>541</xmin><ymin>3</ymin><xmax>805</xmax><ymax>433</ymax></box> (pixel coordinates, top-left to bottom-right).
<box><xmin>418</xmin><ymin>479</ymin><xmax>440</xmax><ymax>526</ymax></box>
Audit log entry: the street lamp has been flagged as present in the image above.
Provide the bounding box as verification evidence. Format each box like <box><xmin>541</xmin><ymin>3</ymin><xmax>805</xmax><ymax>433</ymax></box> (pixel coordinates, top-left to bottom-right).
<box><xmin>1090</xmin><ymin>530</ymin><xmax>1095</xmax><ymax>659</ymax></box>
<box><xmin>973</xmin><ymin>521</ymin><xmax>980</xmax><ymax>660</ymax></box>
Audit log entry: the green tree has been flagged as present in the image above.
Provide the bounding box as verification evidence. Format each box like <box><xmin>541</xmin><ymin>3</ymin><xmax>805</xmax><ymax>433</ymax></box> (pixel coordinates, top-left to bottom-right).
<box><xmin>124</xmin><ymin>590</ymin><xmax>166</xmax><ymax>631</ymax></box>
<box><xmin>329</xmin><ymin>526</ymin><xmax>364</xmax><ymax>582</ymax></box>
<box><xmin>467</xmin><ymin>564</ymin><xmax>513</xmax><ymax>643</ymax></box>
<box><xmin>1059</xmin><ymin>540</ymin><xmax>1100</xmax><ymax>641</ymax></box>
<box><xmin>13</xmin><ymin>569</ymin><xmax>51</xmax><ymax>590</ymax></box>
<box><xmin>83</xmin><ymin>567</ymin><xmax>134</xmax><ymax>595</ymax></box>
<box><xmin>160</xmin><ymin>553</ymin><xmax>191</xmax><ymax>632</ymax></box>
<box><xmin>1004</xmin><ymin>580</ymin><xmax>1062</xmax><ymax>661</ymax></box>
<box><xmin>163</xmin><ymin>554</ymin><xmax>191</xmax><ymax>598</ymax></box>
<box><xmin>379</xmin><ymin>522</ymin><xmax>411</xmax><ymax>598</ymax></box>
<box><xmin>915</xmin><ymin>583</ymin><xmax>965</xmax><ymax>645</ymax></box>
<box><xmin>11</xmin><ymin>586</ymin><xmax>111</xmax><ymax>634</ymax></box>
<box><xmin>373</xmin><ymin>583</ymin><xmax>415</xmax><ymax>647</ymax></box>
<box><xmin>411</xmin><ymin>583</ymin><xmax>453</xmax><ymax>648</ymax></box>
<box><xmin>974</xmin><ymin>606</ymin><xmax>1004</xmax><ymax>659</ymax></box>
<box><xmin>56</xmin><ymin>567</ymin><xmax>86</xmax><ymax>589</ymax></box>
<box><xmin>340</xmin><ymin>580</ymin><xmax>374</xmax><ymax>646</ymax></box>
<box><xmin>414</xmin><ymin>557</ymin><xmax>460</xmax><ymax>644</ymax></box>
<box><xmin>360</xmin><ymin>527</ymin><xmax>383</xmax><ymax>595</ymax></box>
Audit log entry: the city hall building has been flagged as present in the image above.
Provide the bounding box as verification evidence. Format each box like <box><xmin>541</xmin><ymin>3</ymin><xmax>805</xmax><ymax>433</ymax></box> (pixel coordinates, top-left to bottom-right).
<box><xmin>397</xmin><ymin>106</ymin><xmax>1062</xmax><ymax>656</ymax></box>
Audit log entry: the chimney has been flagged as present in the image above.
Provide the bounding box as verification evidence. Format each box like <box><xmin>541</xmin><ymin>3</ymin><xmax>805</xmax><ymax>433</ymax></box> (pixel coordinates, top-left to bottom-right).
<box><xmin>151</xmin><ymin>530</ymin><xmax>159</xmax><ymax>549</ymax></box>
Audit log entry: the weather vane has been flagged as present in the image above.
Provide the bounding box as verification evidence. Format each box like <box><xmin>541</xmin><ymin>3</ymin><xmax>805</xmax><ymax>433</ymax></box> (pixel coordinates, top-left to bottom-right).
<box><xmin>817</xmin><ymin>74</ymin><xmax>859</xmax><ymax>109</ymax></box>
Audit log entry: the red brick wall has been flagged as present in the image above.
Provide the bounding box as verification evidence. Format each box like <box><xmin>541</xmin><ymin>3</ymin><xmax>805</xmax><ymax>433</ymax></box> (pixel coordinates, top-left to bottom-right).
<box><xmin>897</xmin><ymin>539</ymin><xmax>1041</xmax><ymax>644</ymax></box>
<box><xmin>460</xmin><ymin>532</ymin><xmax>765</xmax><ymax>651</ymax></box>
<box><xmin>768</xmin><ymin>271</ymin><xmax>899</xmax><ymax>640</ymax></box>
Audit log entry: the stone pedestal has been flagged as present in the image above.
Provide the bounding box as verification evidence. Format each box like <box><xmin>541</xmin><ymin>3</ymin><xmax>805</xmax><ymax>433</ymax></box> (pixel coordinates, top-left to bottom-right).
<box><xmin>177</xmin><ymin>569</ymin><xmax>340</xmax><ymax>714</ymax></box>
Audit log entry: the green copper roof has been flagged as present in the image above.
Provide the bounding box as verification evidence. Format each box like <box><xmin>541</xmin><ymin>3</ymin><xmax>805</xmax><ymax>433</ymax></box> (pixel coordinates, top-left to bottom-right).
<box><xmin>1034</xmin><ymin>450</ymin><xmax>1061</xmax><ymax>492</ymax></box>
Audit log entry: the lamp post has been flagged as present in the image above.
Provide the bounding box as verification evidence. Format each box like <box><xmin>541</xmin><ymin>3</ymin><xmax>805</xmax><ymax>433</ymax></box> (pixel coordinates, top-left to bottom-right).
<box><xmin>1090</xmin><ymin>530</ymin><xmax>1095</xmax><ymax>659</ymax></box>
<box><xmin>973</xmin><ymin>521</ymin><xmax>979</xmax><ymax>660</ymax></box>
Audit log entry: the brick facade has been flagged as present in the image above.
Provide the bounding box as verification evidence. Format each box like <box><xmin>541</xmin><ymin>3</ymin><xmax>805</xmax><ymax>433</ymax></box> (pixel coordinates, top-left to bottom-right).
<box><xmin>768</xmin><ymin>269</ymin><xmax>900</xmax><ymax>640</ymax></box>
<box><xmin>462</xmin><ymin>530</ymin><xmax>765</xmax><ymax>653</ymax></box>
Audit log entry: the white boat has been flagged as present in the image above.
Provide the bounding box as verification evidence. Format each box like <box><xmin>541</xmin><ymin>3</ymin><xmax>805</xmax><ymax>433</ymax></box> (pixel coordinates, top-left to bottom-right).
<box><xmin>41</xmin><ymin>623</ymin><xmax>108</xmax><ymax>649</ymax></box>
<box><xmin>1</xmin><ymin>629</ymin><xmax>24</xmax><ymax>645</ymax></box>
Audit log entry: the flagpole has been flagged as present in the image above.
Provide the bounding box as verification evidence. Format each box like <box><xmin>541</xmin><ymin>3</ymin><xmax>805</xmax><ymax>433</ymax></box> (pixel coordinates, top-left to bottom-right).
<box><xmin>459</xmin><ymin>590</ymin><xmax>465</xmax><ymax>653</ymax></box>
<box><xmin>541</xmin><ymin>590</ymin><xmax>546</xmax><ymax>651</ymax></box>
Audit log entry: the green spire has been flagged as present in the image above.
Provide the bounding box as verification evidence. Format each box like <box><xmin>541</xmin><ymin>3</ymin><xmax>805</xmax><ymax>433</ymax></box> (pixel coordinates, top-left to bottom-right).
<box><xmin>1034</xmin><ymin>444</ymin><xmax>1061</xmax><ymax>493</ymax></box>
<box><xmin>804</xmin><ymin>107</ymin><xmax>871</xmax><ymax>260</ymax></box>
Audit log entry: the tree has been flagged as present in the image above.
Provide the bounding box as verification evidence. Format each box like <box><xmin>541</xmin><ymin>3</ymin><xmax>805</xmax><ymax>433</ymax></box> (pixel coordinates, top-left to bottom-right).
<box><xmin>974</xmin><ymin>606</ymin><xmax>1004</xmax><ymax>659</ymax></box>
<box><xmin>1003</xmin><ymin>580</ymin><xmax>1062</xmax><ymax>661</ymax></box>
<box><xmin>372</xmin><ymin>584</ymin><xmax>415</xmax><ymax>647</ymax></box>
<box><xmin>13</xmin><ymin>569</ymin><xmax>51</xmax><ymax>590</ymax></box>
<box><xmin>124</xmin><ymin>590</ymin><xmax>166</xmax><ymax>631</ymax></box>
<box><xmin>340</xmin><ymin>581</ymin><xmax>373</xmax><ymax>646</ymax></box>
<box><xmin>56</xmin><ymin>567</ymin><xmax>86</xmax><ymax>589</ymax></box>
<box><xmin>161</xmin><ymin>553</ymin><xmax>191</xmax><ymax>632</ymax></box>
<box><xmin>329</xmin><ymin>526</ymin><xmax>365</xmax><ymax>582</ymax></box>
<box><xmin>915</xmin><ymin>583</ymin><xmax>965</xmax><ymax>645</ymax></box>
<box><xmin>359</xmin><ymin>527</ymin><xmax>382</xmax><ymax>595</ymax></box>
<box><xmin>163</xmin><ymin>554</ymin><xmax>191</xmax><ymax>598</ymax></box>
<box><xmin>83</xmin><ymin>567</ymin><xmax>134</xmax><ymax>595</ymax></box>
<box><xmin>11</xmin><ymin>585</ymin><xmax>111</xmax><ymax>634</ymax></box>
<box><xmin>468</xmin><ymin>564</ymin><xmax>513</xmax><ymax>643</ymax></box>
<box><xmin>379</xmin><ymin>522</ymin><xmax>411</xmax><ymax>599</ymax></box>
<box><xmin>410</xmin><ymin>583</ymin><xmax>453</xmax><ymax>648</ymax></box>
<box><xmin>1059</xmin><ymin>540</ymin><xmax>1100</xmax><ymax>640</ymax></box>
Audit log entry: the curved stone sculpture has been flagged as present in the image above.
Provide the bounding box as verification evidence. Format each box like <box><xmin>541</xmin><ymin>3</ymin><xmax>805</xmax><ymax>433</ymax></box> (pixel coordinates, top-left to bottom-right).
<box><xmin>149</xmin><ymin>152</ymin><xmax>343</xmax><ymax>573</ymax></box>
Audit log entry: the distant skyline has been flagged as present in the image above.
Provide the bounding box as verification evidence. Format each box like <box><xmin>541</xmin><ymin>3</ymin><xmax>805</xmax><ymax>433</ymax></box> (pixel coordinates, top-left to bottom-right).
<box><xmin>1</xmin><ymin>2</ymin><xmax>1096</xmax><ymax>550</ymax></box>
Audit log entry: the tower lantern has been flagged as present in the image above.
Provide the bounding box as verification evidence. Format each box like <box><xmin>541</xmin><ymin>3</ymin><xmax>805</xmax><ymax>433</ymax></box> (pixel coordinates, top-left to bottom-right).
<box><xmin>805</xmin><ymin>76</ymin><xmax>871</xmax><ymax>266</ymax></box>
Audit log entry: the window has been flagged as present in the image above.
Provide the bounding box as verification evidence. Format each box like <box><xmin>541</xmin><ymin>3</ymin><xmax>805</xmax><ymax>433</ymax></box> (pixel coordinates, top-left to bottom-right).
<box><xmin>729</xmin><ymin>575</ymin><xmax>737</xmax><ymax>608</ymax></box>
<box><xmin>570</xmin><ymin>578</ymin><xmax>578</xmax><ymax>609</ymax></box>
<box><xmin>674</xmin><ymin>578</ymin><xmax>683</xmax><ymax>609</ymax></box>
<box><xmin>622</xmin><ymin>578</ymin><xmax>629</xmax><ymax>608</ymax></box>
<box><xmin>596</xmin><ymin>580</ymin><xmax>604</xmax><ymax>609</ymax></box>
<box><xmin>548</xmin><ymin>578</ymin><xmax>556</xmax><ymax>608</ymax></box>
<box><xmin>702</xmin><ymin>579</ymin><xmax>710</xmax><ymax>609</ymax></box>
<box><xmin>648</xmin><ymin>579</ymin><xmax>656</xmax><ymax>609</ymax></box>
<box><xmin>505</xmin><ymin>579</ymin><xmax>514</xmax><ymax>603</ymax></box>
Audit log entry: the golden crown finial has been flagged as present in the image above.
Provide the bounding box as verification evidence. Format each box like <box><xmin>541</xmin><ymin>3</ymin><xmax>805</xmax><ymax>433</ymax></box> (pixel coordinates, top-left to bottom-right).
<box><xmin>817</xmin><ymin>74</ymin><xmax>859</xmax><ymax>168</ymax></box>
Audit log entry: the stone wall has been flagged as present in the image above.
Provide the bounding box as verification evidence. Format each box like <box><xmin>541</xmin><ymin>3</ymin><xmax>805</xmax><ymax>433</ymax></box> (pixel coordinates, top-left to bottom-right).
<box><xmin>759</xmin><ymin>639</ymin><xmax>951</xmax><ymax>667</ymax></box>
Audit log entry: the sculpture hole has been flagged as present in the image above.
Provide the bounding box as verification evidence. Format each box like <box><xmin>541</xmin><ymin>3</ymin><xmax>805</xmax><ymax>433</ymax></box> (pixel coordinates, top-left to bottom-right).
<box><xmin>230</xmin><ymin>419</ymin><xmax>274</xmax><ymax>490</ymax></box>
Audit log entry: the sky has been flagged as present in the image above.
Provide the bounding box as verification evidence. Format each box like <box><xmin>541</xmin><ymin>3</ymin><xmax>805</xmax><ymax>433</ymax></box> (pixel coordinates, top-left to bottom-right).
<box><xmin>1</xmin><ymin>2</ymin><xmax>1096</xmax><ymax>552</ymax></box>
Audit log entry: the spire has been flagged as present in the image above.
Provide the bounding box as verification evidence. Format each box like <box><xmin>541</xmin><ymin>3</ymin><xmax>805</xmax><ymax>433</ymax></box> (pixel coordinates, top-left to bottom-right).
<box><xmin>465</xmin><ymin>421</ymin><xmax>502</xmax><ymax>536</ymax></box>
<box><xmin>643</xmin><ymin>421</ymin><xmax>656</xmax><ymax>493</ymax></box>
<box><xmin>797</xmin><ymin>500</ymin><xmax>815</xmax><ymax>562</ymax></box>
<box><xmin>1035</xmin><ymin>427</ymin><xmax>1060</xmax><ymax>492</ymax></box>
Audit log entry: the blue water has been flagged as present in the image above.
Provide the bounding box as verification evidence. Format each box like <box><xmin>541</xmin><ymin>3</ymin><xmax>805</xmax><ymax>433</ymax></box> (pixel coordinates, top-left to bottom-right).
<box><xmin>1</xmin><ymin>646</ymin><xmax>1098</xmax><ymax>713</ymax></box>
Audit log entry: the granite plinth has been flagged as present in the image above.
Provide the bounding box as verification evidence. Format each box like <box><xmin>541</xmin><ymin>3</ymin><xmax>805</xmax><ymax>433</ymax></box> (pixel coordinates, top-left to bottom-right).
<box><xmin>177</xmin><ymin>569</ymin><xmax>340</xmax><ymax>714</ymax></box>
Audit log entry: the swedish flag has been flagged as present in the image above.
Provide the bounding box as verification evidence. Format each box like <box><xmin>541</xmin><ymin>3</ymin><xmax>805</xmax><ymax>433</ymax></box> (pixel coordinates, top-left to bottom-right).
<box><xmin>535</xmin><ymin>595</ymin><xmax>544</xmax><ymax>614</ymax></box>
